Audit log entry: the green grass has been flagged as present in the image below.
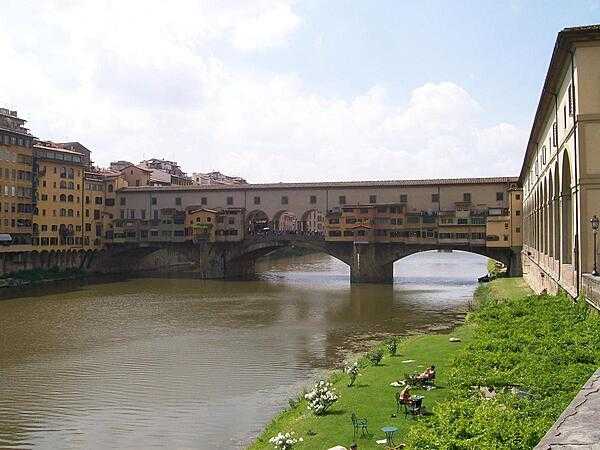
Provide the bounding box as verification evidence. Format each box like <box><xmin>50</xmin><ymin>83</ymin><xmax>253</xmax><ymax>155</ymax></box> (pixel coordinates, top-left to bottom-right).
<box><xmin>250</xmin><ymin>277</ymin><xmax>600</xmax><ymax>449</ymax></box>
<box><xmin>249</xmin><ymin>278</ymin><xmax>532</xmax><ymax>450</ymax></box>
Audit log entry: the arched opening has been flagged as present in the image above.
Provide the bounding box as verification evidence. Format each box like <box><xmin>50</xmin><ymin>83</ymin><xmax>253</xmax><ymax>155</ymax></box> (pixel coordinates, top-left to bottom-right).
<box><xmin>272</xmin><ymin>210</ymin><xmax>299</xmax><ymax>233</ymax></box>
<box><xmin>548</xmin><ymin>171</ymin><xmax>554</xmax><ymax>258</ymax></box>
<box><xmin>542</xmin><ymin>179</ymin><xmax>547</xmax><ymax>255</ymax></box>
<box><xmin>554</xmin><ymin>162</ymin><xmax>561</xmax><ymax>262</ymax></box>
<box><xmin>246</xmin><ymin>210</ymin><xmax>269</xmax><ymax>235</ymax></box>
<box><xmin>561</xmin><ymin>152</ymin><xmax>573</xmax><ymax>264</ymax></box>
<box><xmin>300</xmin><ymin>209</ymin><xmax>325</xmax><ymax>235</ymax></box>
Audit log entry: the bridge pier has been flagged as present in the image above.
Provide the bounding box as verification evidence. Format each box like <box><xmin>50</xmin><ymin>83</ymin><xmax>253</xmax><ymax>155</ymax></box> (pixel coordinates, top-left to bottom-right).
<box><xmin>350</xmin><ymin>243</ymin><xmax>394</xmax><ymax>284</ymax></box>
<box><xmin>507</xmin><ymin>250</ymin><xmax>523</xmax><ymax>277</ymax></box>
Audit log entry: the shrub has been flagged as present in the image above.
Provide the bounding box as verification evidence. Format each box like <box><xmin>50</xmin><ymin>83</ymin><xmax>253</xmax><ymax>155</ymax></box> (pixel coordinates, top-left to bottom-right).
<box><xmin>367</xmin><ymin>349</ymin><xmax>384</xmax><ymax>366</ymax></box>
<box><xmin>269</xmin><ymin>432</ymin><xmax>303</xmax><ymax>449</ymax></box>
<box><xmin>345</xmin><ymin>362</ymin><xmax>359</xmax><ymax>387</ymax></box>
<box><xmin>305</xmin><ymin>381</ymin><xmax>339</xmax><ymax>415</ymax></box>
<box><xmin>386</xmin><ymin>337</ymin><xmax>398</xmax><ymax>356</ymax></box>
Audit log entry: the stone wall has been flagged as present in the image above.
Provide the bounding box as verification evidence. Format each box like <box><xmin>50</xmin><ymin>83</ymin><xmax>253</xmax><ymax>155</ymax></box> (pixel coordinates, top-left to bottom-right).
<box><xmin>582</xmin><ymin>274</ymin><xmax>600</xmax><ymax>310</ymax></box>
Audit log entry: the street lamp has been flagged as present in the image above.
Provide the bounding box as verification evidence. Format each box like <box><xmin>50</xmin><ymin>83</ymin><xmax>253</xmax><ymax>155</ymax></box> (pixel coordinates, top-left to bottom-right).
<box><xmin>592</xmin><ymin>215</ymin><xmax>599</xmax><ymax>276</ymax></box>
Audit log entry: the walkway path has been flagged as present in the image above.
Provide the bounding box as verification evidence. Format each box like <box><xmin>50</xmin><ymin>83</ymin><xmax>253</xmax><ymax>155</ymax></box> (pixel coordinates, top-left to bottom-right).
<box><xmin>535</xmin><ymin>368</ymin><xmax>600</xmax><ymax>449</ymax></box>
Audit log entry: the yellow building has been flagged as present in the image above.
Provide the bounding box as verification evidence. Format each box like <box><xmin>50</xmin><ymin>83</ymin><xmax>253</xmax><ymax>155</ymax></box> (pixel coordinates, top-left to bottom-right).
<box><xmin>185</xmin><ymin>208</ymin><xmax>217</xmax><ymax>242</ymax></box>
<box><xmin>325</xmin><ymin>204</ymin><xmax>406</xmax><ymax>243</ymax></box>
<box><xmin>0</xmin><ymin>108</ymin><xmax>34</xmax><ymax>249</ymax></box>
<box><xmin>485</xmin><ymin>189</ymin><xmax>523</xmax><ymax>248</ymax></box>
<box><xmin>32</xmin><ymin>141</ymin><xmax>87</xmax><ymax>250</ymax></box>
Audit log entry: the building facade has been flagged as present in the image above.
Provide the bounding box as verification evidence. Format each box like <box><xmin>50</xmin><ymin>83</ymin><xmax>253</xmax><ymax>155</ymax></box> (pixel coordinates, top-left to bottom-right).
<box><xmin>520</xmin><ymin>26</ymin><xmax>600</xmax><ymax>305</ymax></box>
<box><xmin>0</xmin><ymin>109</ymin><xmax>34</xmax><ymax>247</ymax></box>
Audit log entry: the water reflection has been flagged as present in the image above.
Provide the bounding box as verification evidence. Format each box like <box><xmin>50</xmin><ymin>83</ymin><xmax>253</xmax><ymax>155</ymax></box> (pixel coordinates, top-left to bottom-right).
<box><xmin>0</xmin><ymin>250</ymin><xmax>486</xmax><ymax>449</ymax></box>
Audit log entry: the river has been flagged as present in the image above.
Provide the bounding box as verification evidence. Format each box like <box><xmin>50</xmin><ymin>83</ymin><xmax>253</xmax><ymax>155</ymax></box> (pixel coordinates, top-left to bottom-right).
<box><xmin>0</xmin><ymin>250</ymin><xmax>486</xmax><ymax>449</ymax></box>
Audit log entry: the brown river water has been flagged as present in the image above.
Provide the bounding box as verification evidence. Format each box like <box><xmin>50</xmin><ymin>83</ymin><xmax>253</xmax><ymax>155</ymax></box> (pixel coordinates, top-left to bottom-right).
<box><xmin>0</xmin><ymin>250</ymin><xmax>486</xmax><ymax>449</ymax></box>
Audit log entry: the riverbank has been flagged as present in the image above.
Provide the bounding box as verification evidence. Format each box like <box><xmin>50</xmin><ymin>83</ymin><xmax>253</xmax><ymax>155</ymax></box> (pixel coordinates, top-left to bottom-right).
<box><xmin>249</xmin><ymin>277</ymin><xmax>600</xmax><ymax>449</ymax></box>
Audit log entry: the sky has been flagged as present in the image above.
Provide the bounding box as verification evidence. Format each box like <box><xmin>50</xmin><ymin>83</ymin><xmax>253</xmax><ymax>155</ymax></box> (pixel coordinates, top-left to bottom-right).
<box><xmin>1</xmin><ymin>1</ymin><xmax>598</xmax><ymax>183</ymax></box>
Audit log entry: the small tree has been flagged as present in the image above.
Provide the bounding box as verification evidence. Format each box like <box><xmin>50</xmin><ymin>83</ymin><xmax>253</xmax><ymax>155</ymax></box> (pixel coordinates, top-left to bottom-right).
<box><xmin>345</xmin><ymin>362</ymin><xmax>359</xmax><ymax>387</ymax></box>
<box><xmin>367</xmin><ymin>349</ymin><xmax>384</xmax><ymax>366</ymax></box>
<box><xmin>305</xmin><ymin>380</ymin><xmax>339</xmax><ymax>415</ymax></box>
<box><xmin>386</xmin><ymin>337</ymin><xmax>398</xmax><ymax>356</ymax></box>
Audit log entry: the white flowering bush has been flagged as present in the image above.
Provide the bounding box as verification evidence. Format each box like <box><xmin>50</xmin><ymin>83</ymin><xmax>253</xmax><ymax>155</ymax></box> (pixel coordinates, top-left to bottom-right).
<box><xmin>305</xmin><ymin>380</ymin><xmax>339</xmax><ymax>415</ymax></box>
<box><xmin>345</xmin><ymin>362</ymin><xmax>360</xmax><ymax>387</ymax></box>
<box><xmin>269</xmin><ymin>431</ymin><xmax>303</xmax><ymax>449</ymax></box>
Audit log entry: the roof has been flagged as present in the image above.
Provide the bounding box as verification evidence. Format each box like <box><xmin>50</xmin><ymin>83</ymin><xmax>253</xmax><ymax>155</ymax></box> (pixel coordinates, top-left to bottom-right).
<box><xmin>188</xmin><ymin>207</ymin><xmax>218</xmax><ymax>214</ymax></box>
<box><xmin>519</xmin><ymin>25</ymin><xmax>600</xmax><ymax>182</ymax></box>
<box><xmin>120</xmin><ymin>164</ymin><xmax>152</xmax><ymax>173</ymax></box>
<box><xmin>120</xmin><ymin>176</ymin><xmax>518</xmax><ymax>193</ymax></box>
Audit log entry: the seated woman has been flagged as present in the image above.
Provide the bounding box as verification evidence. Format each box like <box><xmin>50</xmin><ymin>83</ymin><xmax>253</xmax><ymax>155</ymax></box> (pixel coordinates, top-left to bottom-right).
<box><xmin>399</xmin><ymin>385</ymin><xmax>412</xmax><ymax>404</ymax></box>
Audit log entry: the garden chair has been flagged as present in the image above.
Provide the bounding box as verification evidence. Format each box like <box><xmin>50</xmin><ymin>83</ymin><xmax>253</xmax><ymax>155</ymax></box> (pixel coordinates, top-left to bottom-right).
<box><xmin>406</xmin><ymin>397</ymin><xmax>424</xmax><ymax>418</ymax></box>
<box><xmin>350</xmin><ymin>412</ymin><xmax>369</xmax><ymax>439</ymax></box>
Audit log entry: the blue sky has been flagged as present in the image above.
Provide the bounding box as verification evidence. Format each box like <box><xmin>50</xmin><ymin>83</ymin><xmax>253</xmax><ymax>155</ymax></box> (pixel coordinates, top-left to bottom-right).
<box><xmin>1</xmin><ymin>1</ymin><xmax>598</xmax><ymax>182</ymax></box>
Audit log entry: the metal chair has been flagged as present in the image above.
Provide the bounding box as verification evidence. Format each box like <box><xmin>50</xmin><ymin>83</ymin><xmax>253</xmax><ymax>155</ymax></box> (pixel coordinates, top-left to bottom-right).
<box><xmin>351</xmin><ymin>412</ymin><xmax>369</xmax><ymax>439</ymax></box>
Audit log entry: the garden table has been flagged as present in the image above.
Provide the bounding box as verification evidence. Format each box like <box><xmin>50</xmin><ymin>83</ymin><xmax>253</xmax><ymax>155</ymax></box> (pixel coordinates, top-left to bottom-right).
<box><xmin>381</xmin><ymin>426</ymin><xmax>398</xmax><ymax>445</ymax></box>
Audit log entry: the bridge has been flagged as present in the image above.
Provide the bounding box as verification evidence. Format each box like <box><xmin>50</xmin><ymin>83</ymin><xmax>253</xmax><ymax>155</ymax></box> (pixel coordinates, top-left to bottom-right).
<box><xmin>89</xmin><ymin>231</ymin><xmax>521</xmax><ymax>284</ymax></box>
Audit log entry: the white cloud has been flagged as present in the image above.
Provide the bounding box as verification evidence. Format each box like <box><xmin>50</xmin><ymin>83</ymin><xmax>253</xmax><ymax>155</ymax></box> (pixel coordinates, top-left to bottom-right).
<box><xmin>0</xmin><ymin>1</ymin><xmax>526</xmax><ymax>183</ymax></box>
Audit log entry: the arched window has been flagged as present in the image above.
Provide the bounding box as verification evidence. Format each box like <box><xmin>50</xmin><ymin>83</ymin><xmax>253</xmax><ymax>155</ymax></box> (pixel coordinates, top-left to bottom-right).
<box><xmin>59</xmin><ymin>194</ymin><xmax>66</xmax><ymax>202</ymax></box>
<box><xmin>68</xmin><ymin>182</ymin><xmax>74</xmax><ymax>189</ymax></box>
<box><xmin>561</xmin><ymin>152</ymin><xmax>573</xmax><ymax>264</ymax></box>
<box><xmin>68</xmin><ymin>168</ymin><xmax>74</xmax><ymax>179</ymax></box>
<box><xmin>67</xmin><ymin>195</ymin><xmax>74</xmax><ymax>202</ymax></box>
<box><xmin>67</xmin><ymin>209</ymin><xmax>74</xmax><ymax>217</ymax></box>
<box><xmin>60</xmin><ymin>181</ymin><xmax>67</xmax><ymax>189</ymax></box>
<box><xmin>107</xmin><ymin>184</ymin><xmax>113</xmax><ymax>192</ymax></box>
<box><xmin>60</xmin><ymin>167</ymin><xmax>67</xmax><ymax>178</ymax></box>
<box><xmin>60</xmin><ymin>208</ymin><xmax>66</xmax><ymax>217</ymax></box>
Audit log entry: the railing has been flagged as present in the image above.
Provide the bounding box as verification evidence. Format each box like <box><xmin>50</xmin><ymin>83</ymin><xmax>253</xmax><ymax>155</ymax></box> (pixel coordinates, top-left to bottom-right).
<box><xmin>244</xmin><ymin>232</ymin><xmax>325</xmax><ymax>243</ymax></box>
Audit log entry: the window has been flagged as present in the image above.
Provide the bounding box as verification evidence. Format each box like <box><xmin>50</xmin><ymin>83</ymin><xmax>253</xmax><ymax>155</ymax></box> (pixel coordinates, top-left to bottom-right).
<box><xmin>463</xmin><ymin>193</ymin><xmax>471</xmax><ymax>202</ymax></box>
<box><xmin>281</xmin><ymin>196</ymin><xmax>288</xmax><ymax>205</ymax></box>
<box><xmin>431</xmin><ymin>193</ymin><xmax>439</xmax><ymax>202</ymax></box>
<box><xmin>515</xmin><ymin>210</ymin><xmax>521</xmax><ymax>216</ymax></box>
<box><xmin>310</xmin><ymin>195</ymin><xmax>317</xmax><ymax>204</ymax></box>
<box><xmin>496</xmin><ymin>192</ymin><xmax>504</xmax><ymax>201</ymax></box>
<box><xmin>95</xmin><ymin>197</ymin><xmax>102</xmax><ymax>205</ymax></box>
<box><xmin>129</xmin><ymin>210</ymin><xmax>135</xmax><ymax>219</ymax></box>
<box><xmin>457</xmin><ymin>218</ymin><xmax>468</xmax><ymax>225</ymax></box>
<box><xmin>338</xmin><ymin>195</ymin><xmax>346</xmax><ymax>205</ymax></box>
<box><xmin>175</xmin><ymin>197</ymin><xmax>182</xmax><ymax>206</ymax></box>
<box><xmin>141</xmin><ymin>209</ymin><xmax>146</xmax><ymax>219</ymax></box>
<box><xmin>120</xmin><ymin>197</ymin><xmax>126</xmax><ymax>206</ymax></box>
<box><xmin>105</xmin><ymin>198</ymin><xmax>115</xmax><ymax>206</ymax></box>
<box><xmin>516</xmin><ymin>193</ymin><xmax>521</xmax><ymax>200</ymax></box>
<box><xmin>563</xmin><ymin>105</ymin><xmax>567</xmax><ymax>129</ymax></box>
<box><xmin>369</xmin><ymin>195</ymin><xmax>377</xmax><ymax>203</ymax></box>
<box><xmin>107</xmin><ymin>184</ymin><xmax>113</xmax><ymax>192</ymax></box>
<box><xmin>552</xmin><ymin>122</ymin><xmax>558</xmax><ymax>147</ymax></box>
<box><xmin>227</xmin><ymin>196</ymin><xmax>233</xmax><ymax>205</ymax></box>
<box><xmin>568</xmin><ymin>83</ymin><xmax>574</xmax><ymax>116</ymax></box>
<box><xmin>228</xmin><ymin>218</ymin><xmax>235</xmax><ymax>225</ymax></box>
<box><xmin>254</xmin><ymin>196</ymin><xmax>261</xmax><ymax>205</ymax></box>
<box><xmin>503</xmin><ymin>235</ymin><xmax>509</xmax><ymax>241</ymax></box>
<box><xmin>201</xmin><ymin>197</ymin><xmax>207</xmax><ymax>205</ymax></box>
<box><xmin>136</xmin><ymin>180</ymin><xmax>140</xmax><ymax>186</ymax></box>
<box><xmin>151</xmin><ymin>197</ymin><xmax>157</xmax><ymax>205</ymax></box>
<box><xmin>516</xmin><ymin>227</ymin><xmax>521</xmax><ymax>233</ymax></box>
<box><xmin>400</xmin><ymin>194</ymin><xmax>407</xmax><ymax>203</ymax></box>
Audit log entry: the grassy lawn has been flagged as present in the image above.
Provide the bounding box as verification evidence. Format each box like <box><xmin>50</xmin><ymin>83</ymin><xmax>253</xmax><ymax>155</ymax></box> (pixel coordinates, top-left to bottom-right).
<box><xmin>250</xmin><ymin>278</ymin><xmax>532</xmax><ymax>450</ymax></box>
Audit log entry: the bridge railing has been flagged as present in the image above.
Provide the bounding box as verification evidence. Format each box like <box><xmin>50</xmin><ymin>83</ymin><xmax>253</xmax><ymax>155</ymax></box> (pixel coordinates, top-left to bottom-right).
<box><xmin>244</xmin><ymin>232</ymin><xmax>326</xmax><ymax>243</ymax></box>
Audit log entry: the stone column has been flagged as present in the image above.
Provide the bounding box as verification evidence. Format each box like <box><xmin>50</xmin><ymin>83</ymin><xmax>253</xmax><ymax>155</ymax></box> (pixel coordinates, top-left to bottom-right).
<box><xmin>350</xmin><ymin>243</ymin><xmax>394</xmax><ymax>284</ymax></box>
<box><xmin>507</xmin><ymin>249</ymin><xmax>523</xmax><ymax>277</ymax></box>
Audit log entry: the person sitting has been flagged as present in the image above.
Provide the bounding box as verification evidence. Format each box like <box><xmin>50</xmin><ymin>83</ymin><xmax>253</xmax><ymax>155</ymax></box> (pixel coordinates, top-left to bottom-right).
<box><xmin>399</xmin><ymin>385</ymin><xmax>412</xmax><ymax>405</ymax></box>
<box><xmin>416</xmin><ymin>365</ymin><xmax>435</xmax><ymax>382</ymax></box>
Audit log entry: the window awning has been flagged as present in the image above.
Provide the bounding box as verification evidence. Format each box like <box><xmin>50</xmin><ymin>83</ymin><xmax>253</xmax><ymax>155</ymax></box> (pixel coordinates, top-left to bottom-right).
<box><xmin>0</xmin><ymin>234</ymin><xmax>12</xmax><ymax>242</ymax></box>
